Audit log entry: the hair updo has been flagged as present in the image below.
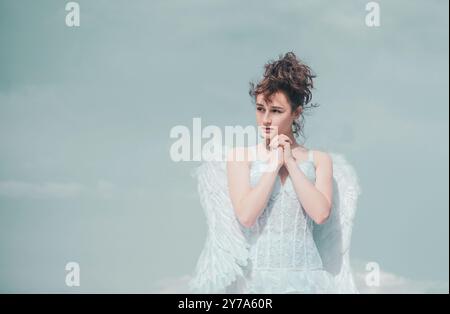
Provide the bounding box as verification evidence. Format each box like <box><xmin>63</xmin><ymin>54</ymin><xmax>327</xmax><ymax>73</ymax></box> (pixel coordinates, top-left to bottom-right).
<box><xmin>249</xmin><ymin>52</ymin><xmax>319</xmax><ymax>141</ymax></box>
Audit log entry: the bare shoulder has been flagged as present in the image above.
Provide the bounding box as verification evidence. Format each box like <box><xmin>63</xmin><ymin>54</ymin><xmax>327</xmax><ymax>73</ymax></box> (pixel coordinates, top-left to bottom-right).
<box><xmin>311</xmin><ymin>150</ymin><xmax>333</xmax><ymax>169</ymax></box>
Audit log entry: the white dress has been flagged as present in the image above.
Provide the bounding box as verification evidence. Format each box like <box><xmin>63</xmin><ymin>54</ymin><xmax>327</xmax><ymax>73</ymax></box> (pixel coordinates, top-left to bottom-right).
<box><xmin>237</xmin><ymin>149</ymin><xmax>336</xmax><ymax>293</ymax></box>
<box><xmin>188</xmin><ymin>146</ymin><xmax>361</xmax><ymax>294</ymax></box>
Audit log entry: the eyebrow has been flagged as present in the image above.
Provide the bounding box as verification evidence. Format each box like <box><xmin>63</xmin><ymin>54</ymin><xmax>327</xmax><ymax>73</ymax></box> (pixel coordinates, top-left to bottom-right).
<box><xmin>256</xmin><ymin>103</ymin><xmax>284</xmax><ymax>110</ymax></box>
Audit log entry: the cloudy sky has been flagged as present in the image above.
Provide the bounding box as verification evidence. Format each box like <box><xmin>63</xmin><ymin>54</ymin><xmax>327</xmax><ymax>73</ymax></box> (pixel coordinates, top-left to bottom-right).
<box><xmin>0</xmin><ymin>0</ymin><xmax>448</xmax><ymax>293</ymax></box>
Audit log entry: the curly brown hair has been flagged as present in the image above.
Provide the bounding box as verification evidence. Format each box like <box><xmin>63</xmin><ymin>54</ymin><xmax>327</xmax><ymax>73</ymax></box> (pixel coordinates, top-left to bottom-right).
<box><xmin>249</xmin><ymin>52</ymin><xmax>319</xmax><ymax>141</ymax></box>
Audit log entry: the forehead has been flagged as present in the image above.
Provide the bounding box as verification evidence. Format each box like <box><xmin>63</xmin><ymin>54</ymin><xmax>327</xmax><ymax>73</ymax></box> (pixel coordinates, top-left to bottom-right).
<box><xmin>256</xmin><ymin>91</ymin><xmax>289</xmax><ymax>107</ymax></box>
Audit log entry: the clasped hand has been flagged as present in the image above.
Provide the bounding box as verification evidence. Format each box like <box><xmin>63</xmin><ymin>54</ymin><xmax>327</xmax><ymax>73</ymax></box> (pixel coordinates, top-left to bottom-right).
<box><xmin>267</xmin><ymin>134</ymin><xmax>295</xmax><ymax>171</ymax></box>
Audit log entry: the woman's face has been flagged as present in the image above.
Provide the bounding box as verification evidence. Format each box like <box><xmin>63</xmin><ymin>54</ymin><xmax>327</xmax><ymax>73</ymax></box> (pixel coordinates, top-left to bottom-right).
<box><xmin>255</xmin><ymin>91</ymin><xmax>300</xmax><ymax>140</ymax></box>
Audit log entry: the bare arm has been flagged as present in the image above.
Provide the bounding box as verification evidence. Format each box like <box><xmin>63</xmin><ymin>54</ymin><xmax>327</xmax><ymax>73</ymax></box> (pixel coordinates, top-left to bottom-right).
<box><xmin>226</xmin><ymin>147</ymin><xmax>281</xmax><ymax>228</ymax></box>
<box><xmin>285</xmin><ymin>151</ymin><xmax>333</xmax><ymax>224</ymax></box>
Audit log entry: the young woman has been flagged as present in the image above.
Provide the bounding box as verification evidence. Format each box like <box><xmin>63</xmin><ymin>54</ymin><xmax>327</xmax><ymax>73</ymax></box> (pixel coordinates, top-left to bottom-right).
<box><xmin>189</xmin><ymin>52</ymin><xmax>361</xmax><ymax>294</ymax></box>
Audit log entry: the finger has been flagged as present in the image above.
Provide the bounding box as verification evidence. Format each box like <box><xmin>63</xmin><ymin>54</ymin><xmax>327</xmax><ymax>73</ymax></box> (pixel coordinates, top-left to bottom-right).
<box><xmin>270</xmin><ymin>134</ymin><xmax>279</xmax><ymax>144</ymax></box>
<box><xmin>269</xmin><ymin>138</ymin><xmax>279</xmax><ymax>150</ymax></box>
<box><xmin>279</xmin><ymin>135</ymin><xmax>293</xmax><ymax>146</ymax></box>
<box><xmin>280</xmin><ymin>142</ymin><xmax>291</xmax><ymax>150</ymax></box>
<box><xmin>278</xmin><ymin>138</ymin><xmax>291</xmax><ymax>147</ymax></box>
<box><xmin>277</xmin><ymin>146</ymin><xmax>284</xmax><ymax>156</ymax></box>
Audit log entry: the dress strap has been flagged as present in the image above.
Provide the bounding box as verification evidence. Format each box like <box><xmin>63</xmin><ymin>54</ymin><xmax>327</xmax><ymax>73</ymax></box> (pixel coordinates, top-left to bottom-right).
<box><xmin>308</xmin><ymin>150</ymin><xmax>314</xmax><ymax>162</ymax></box>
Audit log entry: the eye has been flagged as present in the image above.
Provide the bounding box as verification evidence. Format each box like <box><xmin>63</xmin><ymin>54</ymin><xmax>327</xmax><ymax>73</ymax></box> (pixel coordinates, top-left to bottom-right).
<box><xmin>257</xmin><ymin>107</ymin><xmax>265</xmax><ymax>112</ymax></box>
<box><xmin>271</xmin><ymin>109</ymin><xmax>281</xmax><ymax>113</ymax></box>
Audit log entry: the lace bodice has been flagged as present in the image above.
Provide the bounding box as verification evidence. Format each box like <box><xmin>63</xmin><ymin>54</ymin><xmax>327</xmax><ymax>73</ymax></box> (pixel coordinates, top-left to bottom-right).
<box><xmin>188</xmin><ymin>145</ymin><xmax>361</xmax><ymax>294</ymax></box>
<box><xmin>243</xmin><ymin>150</ymin><xmax>324</xmax><ymax>271</ymax></box>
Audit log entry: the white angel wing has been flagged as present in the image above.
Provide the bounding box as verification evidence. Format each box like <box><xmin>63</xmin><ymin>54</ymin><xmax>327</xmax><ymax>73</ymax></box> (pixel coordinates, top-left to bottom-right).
<box><xmin>313</xmin><ymin>152</ymin><xmax>362</xmax><ymax>293</ymax></box>
<box><xmin>188</xmin><ymin>156</ymin><xmax>250</xmax><ymax>294</ymax></box>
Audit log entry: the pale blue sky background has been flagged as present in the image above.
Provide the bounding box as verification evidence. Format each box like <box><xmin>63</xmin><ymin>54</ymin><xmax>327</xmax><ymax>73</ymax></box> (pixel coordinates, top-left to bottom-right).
<box><xmin>0</xmin><ymin>0</ymin><xmax>448</xmax><ymax>293</ymax></box>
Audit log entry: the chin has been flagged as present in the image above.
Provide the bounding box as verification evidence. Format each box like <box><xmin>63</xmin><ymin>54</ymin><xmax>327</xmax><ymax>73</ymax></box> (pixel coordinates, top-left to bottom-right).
<box><xmin>260</xmin><ymin>132</ymin><xmax>273</xmax><ymax>140</ymax></box>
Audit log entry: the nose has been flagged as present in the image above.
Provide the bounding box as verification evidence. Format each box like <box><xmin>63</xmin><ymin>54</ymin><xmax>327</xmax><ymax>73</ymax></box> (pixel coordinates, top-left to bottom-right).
<box><xmin>263</xmin><ymin>112</ymin><xmax>271</xmax><ymax>126</ymax></box>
